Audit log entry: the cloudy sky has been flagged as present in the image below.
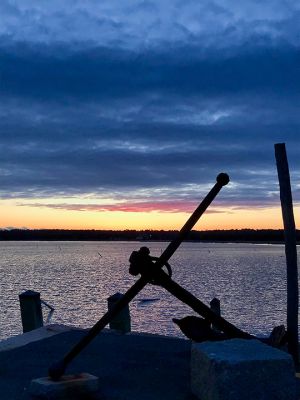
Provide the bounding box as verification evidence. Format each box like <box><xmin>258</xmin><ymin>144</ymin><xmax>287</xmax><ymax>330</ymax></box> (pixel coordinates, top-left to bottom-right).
<box><xmin>0</xmin><ymin>0</ymin><xmax>299</xmax><ymax>230</ymax></box>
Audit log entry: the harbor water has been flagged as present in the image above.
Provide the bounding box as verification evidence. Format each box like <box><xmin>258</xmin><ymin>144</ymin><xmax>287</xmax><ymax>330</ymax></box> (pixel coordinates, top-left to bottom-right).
<box><xmin>0</xmin><ymin>241</ymin><xmax>298</xmax><ymax>340</ymax></box>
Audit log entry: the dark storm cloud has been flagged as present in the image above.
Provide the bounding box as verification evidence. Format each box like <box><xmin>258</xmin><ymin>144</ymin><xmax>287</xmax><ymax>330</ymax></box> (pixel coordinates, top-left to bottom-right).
<box><xmin>1</xmin><ymin>43</ymin><xmax>300</xmax><ymax>101</ymax></box>
<box><xmin>0</xmin><ymin>0</ymin><xmax>300</xmax><ymax>212</ymax></box>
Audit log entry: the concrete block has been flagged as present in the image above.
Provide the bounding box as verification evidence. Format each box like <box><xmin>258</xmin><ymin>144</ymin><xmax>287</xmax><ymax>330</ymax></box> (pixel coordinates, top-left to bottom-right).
<box><xmin>29</xmin><ymin>373</ymin><xmax>99</xmax><ymax>399</ymax></box>
<box><xmin>191</xmin><ymin>339</ymin><xmax>297</xmax><ymax>400</ymax></box>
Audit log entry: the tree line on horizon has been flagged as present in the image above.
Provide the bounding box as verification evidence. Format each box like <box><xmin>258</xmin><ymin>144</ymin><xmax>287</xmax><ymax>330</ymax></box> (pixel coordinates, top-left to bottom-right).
<box><xmin>0</xmin><ymin>228</ymin><xmax>299</xmax><ymax>242</ymax></box>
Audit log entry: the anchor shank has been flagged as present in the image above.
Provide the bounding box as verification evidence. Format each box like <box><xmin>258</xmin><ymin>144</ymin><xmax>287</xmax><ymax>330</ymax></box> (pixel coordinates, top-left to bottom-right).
<box><xmin>158</xmin><ymin>173</ymin><xmax>229</xmax><ymax>268</ymax></box>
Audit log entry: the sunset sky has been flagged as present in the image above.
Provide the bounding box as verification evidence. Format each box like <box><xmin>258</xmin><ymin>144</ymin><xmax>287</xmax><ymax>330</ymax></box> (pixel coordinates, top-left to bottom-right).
<box><xmin>1</xmin><ymin>0</ymin><xmax>300</xmax><ymax>231</ymax></box>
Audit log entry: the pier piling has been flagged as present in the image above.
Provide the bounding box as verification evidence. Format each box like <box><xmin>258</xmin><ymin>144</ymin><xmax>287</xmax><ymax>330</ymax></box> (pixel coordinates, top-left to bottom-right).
<box><xmin>275</xmin><ymin>142</ymin><xmax>299</xmax><ymax>365</ymax></box>
<box><xmin>107</xmin><ymin>292</ymin><xmax>131</xmax><ymax>333</ymax></box>
<box><xmin>19</xmin><ymin>290</ymin><xmax>43</xmax><ymax>333</ymax></box>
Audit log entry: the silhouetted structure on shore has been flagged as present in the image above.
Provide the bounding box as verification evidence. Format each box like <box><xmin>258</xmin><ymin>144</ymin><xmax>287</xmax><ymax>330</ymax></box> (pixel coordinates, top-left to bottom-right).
<box><xmin>0</xmin><ymin>228</ymin><xmax>299</xmax><ymax>242</ymax></box>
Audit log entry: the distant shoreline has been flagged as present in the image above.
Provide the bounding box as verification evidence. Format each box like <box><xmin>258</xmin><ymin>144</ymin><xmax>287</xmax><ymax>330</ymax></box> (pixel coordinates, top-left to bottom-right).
<box><xmin>0</xmin><ymin>228</ymin><xmax>299</xmax><ymax>244</ymax></box>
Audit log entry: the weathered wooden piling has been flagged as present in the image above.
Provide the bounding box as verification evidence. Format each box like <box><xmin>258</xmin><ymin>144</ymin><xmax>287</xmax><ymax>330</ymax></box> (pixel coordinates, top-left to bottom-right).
<box><xmin>275</xmin><ymin>142</ymin><xmax>299</xmax><ymax>365</ymax></box>
<box><xmin>19</xmin><ymin>290</ymin><xmax>43</xmax><ymax>333</ymax></box>
<box><xmin>107</xmin><ymin>292</ymin><xmax>131</xmax><ymax>333</ymax></box>
<box><xmin>210</xmin><ymin>297</ymin><xmax>221</xmax><ymax>331</ymax></box>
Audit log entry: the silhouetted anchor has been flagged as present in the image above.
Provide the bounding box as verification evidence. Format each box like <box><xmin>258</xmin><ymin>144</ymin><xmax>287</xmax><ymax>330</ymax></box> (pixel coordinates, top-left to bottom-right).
<box><xmin>49</xmin><ymin>173</ymin><xmax>258</xmax><ymax>381</ymax></box>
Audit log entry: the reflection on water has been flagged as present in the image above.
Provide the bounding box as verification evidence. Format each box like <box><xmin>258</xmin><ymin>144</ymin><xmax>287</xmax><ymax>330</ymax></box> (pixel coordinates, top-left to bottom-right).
<box><xmin>0</xmin><ymin>241</ymin><xmax>296</xmax><ymax>340</ymax></box>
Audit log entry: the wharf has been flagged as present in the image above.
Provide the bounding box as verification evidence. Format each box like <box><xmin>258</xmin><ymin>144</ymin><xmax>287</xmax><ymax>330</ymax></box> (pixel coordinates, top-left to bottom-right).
<box><xmin>0</xmin><ymin>325</ymin><xmax>193</xmax><ymax>400</ymax></box>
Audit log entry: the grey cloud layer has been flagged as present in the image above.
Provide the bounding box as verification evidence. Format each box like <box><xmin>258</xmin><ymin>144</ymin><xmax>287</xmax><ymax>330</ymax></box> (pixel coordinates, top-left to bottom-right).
<box><xmin>0</xmin><ymin>0</ymin><xmax>299</xmax><ymax>48</ymax></box>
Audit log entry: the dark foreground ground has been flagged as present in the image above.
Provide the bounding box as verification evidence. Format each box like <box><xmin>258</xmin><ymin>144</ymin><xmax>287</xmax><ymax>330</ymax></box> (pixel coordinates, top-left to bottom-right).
<box><xmin>0</xmin><ymin>329</ymin><xmax>194</xmax><ymax>400</ymax></box>
<box><xmin>2</xmin><ymin>328</ymin><xmax>300</xmax><ymax>400</ymax></box>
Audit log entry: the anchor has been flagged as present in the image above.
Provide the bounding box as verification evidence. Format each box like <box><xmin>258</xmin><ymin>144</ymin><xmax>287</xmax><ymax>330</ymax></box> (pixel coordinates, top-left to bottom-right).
<box><xmin>48</xmin><ymin>173</ymin><xmax>283</xmax><ymax>381</ymax></box>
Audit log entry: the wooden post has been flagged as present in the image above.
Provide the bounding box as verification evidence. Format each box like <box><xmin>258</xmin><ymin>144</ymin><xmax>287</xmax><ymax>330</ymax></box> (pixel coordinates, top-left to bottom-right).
<box><xmin>107</xmin><ymin>292</ymin><xmax>131</xmax><ymax>333</ymax></box>
<box><xmin>19</xmin><ymin>290</ymin><xmax>43</xmax><ymax>333</ymax></box>
<box><xmin>275</xmin><ymin>143</ymin><xmax>299</xmax><ymax>364</ymax></box>
<box><xmin>210</xmin><ymin>297</ymin><xmax>221</xmax><ymax>331</ymax></box>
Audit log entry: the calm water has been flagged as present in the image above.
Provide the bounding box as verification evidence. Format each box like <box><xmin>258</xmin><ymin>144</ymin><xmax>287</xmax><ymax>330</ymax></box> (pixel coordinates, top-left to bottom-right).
<box><xmin>0</xmin><ymin>241</ymin><xmax>298</xmax><ymax>341</ymax></box>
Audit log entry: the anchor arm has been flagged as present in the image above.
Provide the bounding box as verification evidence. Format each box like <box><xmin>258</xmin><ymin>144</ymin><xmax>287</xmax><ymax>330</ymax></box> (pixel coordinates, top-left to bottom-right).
<box><xmin>154</xmin><ymin>269</ymin><xmax>254</xmax><ymax>340</ymax></box>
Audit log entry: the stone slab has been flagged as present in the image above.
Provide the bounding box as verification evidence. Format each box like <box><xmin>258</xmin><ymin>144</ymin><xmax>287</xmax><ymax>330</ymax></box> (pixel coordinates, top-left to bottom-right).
<box><xmin>29</xmin><ymin>373</ymin><xmax>99</xmax><ymax>400</ymax></box>
<box><xmin>191</xmin><ymin>339</ymin><xmax>297</xmax><ymax>400</ymax></box>
<box><xmin>0</xmin><ymin>324</ymin><xmax>82</xmax><ymax>352</ymax></box>
<box><xmin>0</xmin><ymin>328</ymin><xmax>210</xmax><ymax>400</ymax></box>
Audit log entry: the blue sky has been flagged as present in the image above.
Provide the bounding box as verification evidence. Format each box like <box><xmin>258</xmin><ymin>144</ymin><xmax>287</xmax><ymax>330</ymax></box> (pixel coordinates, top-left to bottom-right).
<box><xmin>0</xmin><ymin>0</ymin><xmax>299</xmax><ymax>227</ymax></box>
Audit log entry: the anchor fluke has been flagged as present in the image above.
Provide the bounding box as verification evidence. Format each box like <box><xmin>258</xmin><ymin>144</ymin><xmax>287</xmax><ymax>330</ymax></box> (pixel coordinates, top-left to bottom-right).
<box><xmin>173</xmin><ymin>316</ymin><xmax>227</xmax><ymax>342</ymax></box>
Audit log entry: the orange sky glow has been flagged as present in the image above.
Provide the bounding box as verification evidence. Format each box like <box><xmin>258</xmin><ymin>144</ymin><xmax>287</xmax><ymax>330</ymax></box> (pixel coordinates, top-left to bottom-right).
<box><xmin>1</xmin><ymin>199</ymin><xmax>299</xmax><ymax>231</ymax></box>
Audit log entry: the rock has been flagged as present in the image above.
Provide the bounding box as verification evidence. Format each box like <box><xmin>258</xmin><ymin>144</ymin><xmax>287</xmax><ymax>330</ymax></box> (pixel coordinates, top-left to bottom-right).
<box><xmin>191</xmin><ymin>339</ymin><xmax>296</xmax><ymax>400</ymax></box>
